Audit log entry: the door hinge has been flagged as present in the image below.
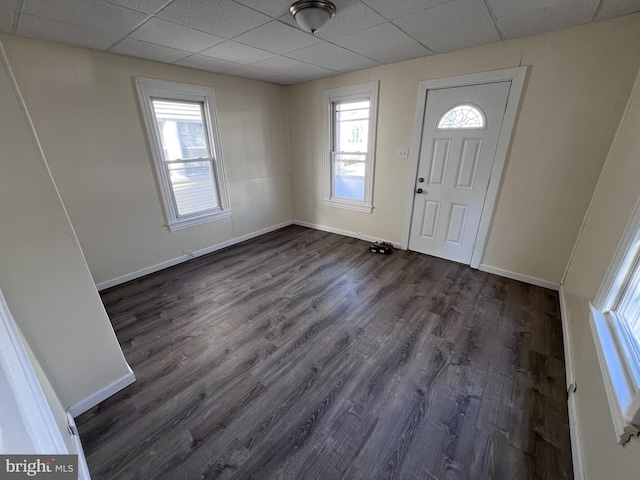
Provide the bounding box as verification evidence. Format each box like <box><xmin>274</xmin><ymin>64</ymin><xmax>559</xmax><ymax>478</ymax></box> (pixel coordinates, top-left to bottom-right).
<box><xmin>567</xmin><ymin>381</ymin><xmax>577</xmax><ymax>395</ymax></box>
<box><xmin>67</xmin><ymin>424</ymin><xmax>78</xmax><ymax>436</ymax></box>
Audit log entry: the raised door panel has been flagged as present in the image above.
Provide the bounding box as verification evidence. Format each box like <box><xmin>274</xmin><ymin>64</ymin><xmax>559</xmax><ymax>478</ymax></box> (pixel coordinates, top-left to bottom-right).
<box><xmin>455</xmin><ymin>138</ymin><xmax>482</xmax><ymax>189</ymax></box>
<box><xmin>445</xmin><ymin>203</ymin><xmax>468</xmax><ymax>244</ymax></box>
<box><xmin>428</xmin><ymin>139</ymin><xmax>450</xmax><ymax>187</ymax></box>
<box><xmin>419</xmin><ymin>200</ymin><xmax>440</xmax><ymax>239</ymax></box>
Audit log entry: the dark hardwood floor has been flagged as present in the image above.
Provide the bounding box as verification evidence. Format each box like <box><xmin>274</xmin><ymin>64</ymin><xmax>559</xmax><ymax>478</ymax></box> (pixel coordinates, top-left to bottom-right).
<box><xmin>77</xmin><ymin>226</ymin><xmax>573</xmax><ymax>479</ymax></box>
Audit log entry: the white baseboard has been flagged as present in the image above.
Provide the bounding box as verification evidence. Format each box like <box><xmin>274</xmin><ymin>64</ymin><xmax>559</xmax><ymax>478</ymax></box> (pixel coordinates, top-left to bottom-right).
<box><xmin>478</xmin><ymin>264</ymin><xmax>560</xmax><ymax>291</ymax></box>
<box><xmin>292</xmin><ymin>220</ymin><xmax>402</xmax><ymax>249</ymax></box>
<box><xmin>66</xmin><ymin>412</ymin><xmax>92</xmax><ymax>480</ymax></box>
<box><xmin>68</xmin><ymin>368</ymin><xmax>135</xmax><ymax>417</ymax></box>
<box><xmin>96</xmin><ymin>221</ymin><xmax>294</xmax><ymax>291</ymax></box>
<box><xmin>559</xmin><ymin>286</ymin><xmax>584</xmax><ymax>480</ymax></box>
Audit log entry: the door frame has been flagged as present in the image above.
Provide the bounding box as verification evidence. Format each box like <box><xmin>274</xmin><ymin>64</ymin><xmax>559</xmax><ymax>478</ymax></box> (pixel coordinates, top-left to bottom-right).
<box><xmin>401</xmin><ymin>67</ymin><xmax>527</xmax><ymax>268</ymax></box>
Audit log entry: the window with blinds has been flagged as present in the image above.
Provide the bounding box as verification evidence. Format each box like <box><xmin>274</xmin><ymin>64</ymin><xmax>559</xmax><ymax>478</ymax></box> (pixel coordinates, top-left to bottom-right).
<box><xmin>135</xmin><ymin>78</ymin><xmax>230</xmax><ymax>231</ymax></box>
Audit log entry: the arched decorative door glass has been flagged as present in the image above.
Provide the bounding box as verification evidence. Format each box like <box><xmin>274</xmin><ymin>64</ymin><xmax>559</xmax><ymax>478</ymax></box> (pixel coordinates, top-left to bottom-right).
<box><xmin>437</xmin><ymin>104</ymin><xmax>485</xmax><ymax>130</ymax></box>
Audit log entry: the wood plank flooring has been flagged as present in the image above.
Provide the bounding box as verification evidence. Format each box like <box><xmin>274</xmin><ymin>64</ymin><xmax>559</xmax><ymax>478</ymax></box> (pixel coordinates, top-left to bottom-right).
<box><xmin>76</xmin><ymin>226</ymin><xmax>573</xmax><ymax>479</ymax></box>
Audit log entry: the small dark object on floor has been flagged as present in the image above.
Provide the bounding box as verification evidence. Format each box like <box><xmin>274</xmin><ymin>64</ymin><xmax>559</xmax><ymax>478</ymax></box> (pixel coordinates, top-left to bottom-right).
<box><xmin>370</xmin><ymin>241</ymin><xmax>393</xmax><ymax>254</ymax></box>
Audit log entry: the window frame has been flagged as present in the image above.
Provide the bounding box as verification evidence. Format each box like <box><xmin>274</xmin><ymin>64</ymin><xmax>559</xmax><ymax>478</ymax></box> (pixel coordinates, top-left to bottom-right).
<box><xmin>322</xmin><ymin>81</ymin><xmax>379</xmax><ymax>213</ymax></box>
<box><xmin>590</xmin><ymin>197</ymin><xmax>640</xmax><ymax>445</ymax></box>
<box><xmin>135</xmin><ymin>77</ymin><xmax>231</xmax><ymax>231</ymax></box>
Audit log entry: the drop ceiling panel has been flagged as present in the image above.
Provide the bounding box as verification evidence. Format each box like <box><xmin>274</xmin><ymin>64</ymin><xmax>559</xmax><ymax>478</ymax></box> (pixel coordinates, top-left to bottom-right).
<box><xmin>251</xmin><ymin>55</ymin><xmax>336</xmax><ymax>77</ymax></box>
<box><xmin>176</xmin><ymin>55</ymin><xmax>238</xmax><ymax>73</ymax></box>
<box><xmin>286</xmin><ymin>42</ymin><xmax>380</xmax><ymax>72</ymax></box>
<box><xmin>488</xmin><ymin>0</ymin><xmax>600</xmax><ymax>39</ymax></box>
<box><xmin>395</xmin><ymin>0</ymin><xmax>500</xmax><ymax>53</ymax></box>
<box><xmin>104</xmin><ymin>0</ymin><xmax>169</xmax><ymax>14</ymax></box>
<box><xmin>233</xmin><ymin>0</ymin><xmax>292</xmax><ymax>17</ymax></box>
<box><xmin>260</xmin><ymin>72</ymin><xmax>307</xmax><ymax>85</ymax></box>
<box><xmin>22</xmin><ymin>0</ymin><xmax>149</xmax><ymax>36</ymax></box>
<box><xmin>362</xmin><ymin>0</ymin><xmax>452</xmax><ymax>19</ymax></box>
<box><xmin>130</xmin><ymin>18</ymin><xmax>224</xmax><ymax>52</ymax></box>
<box><xmin>176</xmin><ymin>54</ymin><xmax>240</xmax><ymax>73</ymax></box>
<box><xmin>200</xmin><ymin>41</ymin><xmax>276</xmax><ymax>64</ymax></box>
<box><xmin>224</xmin><ymin>64</ymin><xmax>277</xmax><ymax>81</ymax></box>
<box><xmin>157</xmin><ymin>0</ymin><xmax>270</xmax><ymax>38</ymax></box>
<box><xmin>595</xmin><ymin>0</ymin><xmax>640</xmax><ymax>20</ymax></box>
<box><xmin>333</xmin><ymin>22</ymin><xmax>432</xmax><ymax>63</ymax></box>
<box><xmin>0</xmin><ymin>0</ymin><xmax>16</xmax><ymax>9</ymax></box>
<box><xmin>17</xmin><ymin>14</ymin><xmax>122</xmax><ymax>50</ymax></box>
<box><xmin>234</xmin><ymin>20</ymin><xmax>321</xmax><ymax>54</ymax></box>
<box><xmin>111</xmin><ymin>38</ymin><xmax>191</xmax><ymax>63</ymax></box>
<box><xmin>0</xmin><ymin>8</ymin><xmax>13</xmax><ymax>33</ymax></box>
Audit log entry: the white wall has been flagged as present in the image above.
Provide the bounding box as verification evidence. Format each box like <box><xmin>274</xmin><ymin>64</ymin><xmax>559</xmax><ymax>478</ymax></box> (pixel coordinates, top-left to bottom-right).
<box><xmin>287</xmin><ymin>14</ymin><xmax>640</xmax><ymax>286</ymax></box>
<box><xmin>561</xmin><ymin>65</ymin><xmax>640</xmax><ymax>479</ymax></box>
<box><xmin>0</xmin><ymin>41</ymin><xmax>132</xmax><ymax>409</ymax></box>
<box><xmin>0</xmin><ymin>35</ymin><xmax>292</xmax><ymax>286</ymax></box>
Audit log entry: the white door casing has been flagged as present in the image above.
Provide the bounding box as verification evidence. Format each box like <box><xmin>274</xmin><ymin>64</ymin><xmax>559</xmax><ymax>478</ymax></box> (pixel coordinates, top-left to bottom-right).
<box><xmin>402</xmin><ymin>67</ymin><xmax>527</xmax><ymax>268</ymax></box>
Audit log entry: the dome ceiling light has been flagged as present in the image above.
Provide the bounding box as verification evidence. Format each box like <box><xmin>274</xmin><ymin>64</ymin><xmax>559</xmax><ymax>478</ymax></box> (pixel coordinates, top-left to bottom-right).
<box><xmin>289</xmin><ymin>0</ymin><xmax>337</xmax><ymax>35</ymax></box>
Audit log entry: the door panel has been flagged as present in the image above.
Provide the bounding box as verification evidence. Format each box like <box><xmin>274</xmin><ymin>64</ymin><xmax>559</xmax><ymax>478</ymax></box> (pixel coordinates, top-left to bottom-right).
<box><xmin>429</xmin><ymin>139</ymin><xmax>450</xmax><ymax>186</ymax></box>
<box><xmin>456</xmin><ymin>138</ymin><xmax>482</xmax><ymax>189</ymax></box>
<box><xmin>420</xmin><ymin>200</ymin><xmax>440</xmax><ymax>239</ymax></box>
<box><xmin>408</xmin><ymin>82</ymin><xmax>510</xmax><ymax>264</ymax></box>
<box><xmin>446</xmin><ymin>203</ymin><xmax>468</xmax><ymax>244</ymax></box>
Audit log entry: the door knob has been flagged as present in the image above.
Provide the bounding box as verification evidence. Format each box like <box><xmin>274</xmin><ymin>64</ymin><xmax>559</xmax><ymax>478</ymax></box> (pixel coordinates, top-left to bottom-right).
<box><xmin>416</xmin><ymin>188</ymin><xmax>423</xmax><ymax>194</ymax></box>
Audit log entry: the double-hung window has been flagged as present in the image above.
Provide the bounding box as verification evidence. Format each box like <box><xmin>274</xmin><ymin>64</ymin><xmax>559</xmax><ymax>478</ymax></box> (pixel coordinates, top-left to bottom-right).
<box><xmin>135</xmin><ymin>78</ymin><xmax>231</xmax><ymax>231</ymax></box>
<box><xmin>590</xmin><ymin>197</ymin><xmax>640</xmax><ymax>444</ymax></box>
<box><xmin>323</xmin><ymin>81</ymin><xmax>379</xmax><ymax>213</ymax></box>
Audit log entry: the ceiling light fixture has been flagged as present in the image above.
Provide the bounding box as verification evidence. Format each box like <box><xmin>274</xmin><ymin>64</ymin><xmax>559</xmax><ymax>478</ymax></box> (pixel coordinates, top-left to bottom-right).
<box><xmin>290</xmin><ymin>0</ymin><xmax>336</xmax><ymax>35</ymax></box>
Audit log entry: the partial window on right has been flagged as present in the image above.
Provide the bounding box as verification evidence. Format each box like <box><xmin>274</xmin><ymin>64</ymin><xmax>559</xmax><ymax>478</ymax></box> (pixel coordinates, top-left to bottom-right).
<box><xmin>590</xmin><ymin>197</ymin><xmax>640</xmax><ymax>445</ymax></box>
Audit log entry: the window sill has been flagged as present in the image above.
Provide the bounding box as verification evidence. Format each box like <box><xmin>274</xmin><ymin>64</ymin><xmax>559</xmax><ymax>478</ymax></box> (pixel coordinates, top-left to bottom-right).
<box><xmin>589</xmin><ymin>303</ymin><xmax>640</xmax><ymax>445</ymax></box>
<box><xmin>167</xmin><ymin>209</ymin><xmax>232</xmax><ymax>232</ymax></box>
<box><xmin>324</xmin><ymin>198</ymin><xmax>373</xmax><ymax>214</ymax></box>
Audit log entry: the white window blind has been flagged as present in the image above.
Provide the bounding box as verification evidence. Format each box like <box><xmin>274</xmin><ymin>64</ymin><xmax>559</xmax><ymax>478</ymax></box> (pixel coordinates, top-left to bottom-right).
<box><xmin>152</xmin><ymin>99</ymin><xmax>219</xmax><ymax>216</ymax></box>
<box><xmin>135</xmin><ymin>78</ymin><xmax>231</xmax><ymax>231</ymax></box>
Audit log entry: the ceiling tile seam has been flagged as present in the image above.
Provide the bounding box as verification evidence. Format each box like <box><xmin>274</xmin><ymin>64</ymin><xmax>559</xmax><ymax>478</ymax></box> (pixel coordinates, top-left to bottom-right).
<box><xmin>107</xmin><ymin>15</ymin><xmax>156</xmax><ymax>52</ymax></box>
<box><xmin>174</xmin><ymin>40</ymin><xmax>276</xmax><ymax>64</ymax></box>
<box><xmin>10</xmin><ymin>0</ymin><xmax>23</xmax><ymax>35</ymax></box>
<box><xmin>15</xmin><ymin>9</ymin><xmax>153</xmax><ymax>42</ymax></box>
<box><xmin>102</xmin><ymin>0</ymin><xmax>175</xmax><ymax>16</ymax></box>
<box><xmin>592</xmin><ymin>0</ymin><xmax>606</xmax><ymax>21</ymax></box>
<box><xmin>224</xmin><ymin>18</ymin><xmax>318</xmax><ymax>54</ymax></box>
<box><xmin>108</xmin><ymin>36</ymin><xmax>194</xmax><ymax>62</ymax></box>
<box><xmin>361</xmin><ymin>0</ymin><xmax>456</xmax><ymax>21</ymax></box>
<box><xmin>355</xmin><ymin>0</ymin><xmax>385</xmax><ymax>19</ymax></box>
<box><xmin>388</xmin><ymin>21</ymin><xmax>436</xmax><ymax>55</ymax></box>
<box><xmin>153</xmin><ymin>2</ymin><xmax>273</xmax><ymax>40</ymax></box>
<box><xmin>227</xmin><ymin>0</ymin><xmax>287</xmax><ymax>20</ymax></box>
<box><xmin>482</xmin><ymin>0</ymin><xmax>505</xmax><ymax>41</ymax></box>
<box><xmin>172</xmin><ymin>51</ymin><xmax>245</xmax><ymax>68</ymax></box>
<box><xmin>284</xmin><ymin>38</ymin><xmax>382</xmax><ymax>65</ymax></box>
<box><xmin>132</xmin><ymin>15</ymin><xmax>233</xmax><ymax>41</ymax></box>
<box><xmin>384</xmin><ymin>0</ymin><xmax>469</xmax><ymax>54</ymax></box>
<box><xmin>245</xmin><ymin>54</ymin><xmax>342</xmax><ymax>74</ymax></box>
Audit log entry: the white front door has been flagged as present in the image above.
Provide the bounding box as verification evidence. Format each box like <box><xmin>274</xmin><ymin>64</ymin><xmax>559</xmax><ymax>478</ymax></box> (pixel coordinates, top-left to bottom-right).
<box><xmin>408</xmin><ymin>81</ymin><xmax>510</xmax><ymax>264</ymax></box>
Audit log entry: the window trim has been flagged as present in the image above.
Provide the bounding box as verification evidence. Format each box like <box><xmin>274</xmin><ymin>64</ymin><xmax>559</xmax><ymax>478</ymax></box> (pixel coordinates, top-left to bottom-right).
<box><xmin>135</xmin><ymin>77</ymin><xmax>231</xmax><ymax>231</ymax></box>
<box><xmin>322</xmin><ymin>81</ymin><xmax>379</xmax><ymax>213</ymax></box>
<box><xmin>590</xmin><ymin>196</ymin><xmax>640</xmax><ymax>445</ymax></box>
